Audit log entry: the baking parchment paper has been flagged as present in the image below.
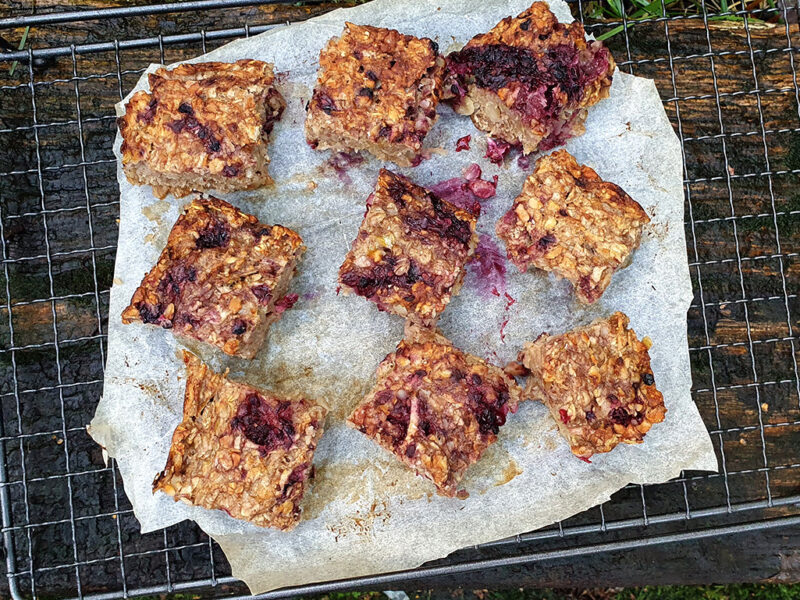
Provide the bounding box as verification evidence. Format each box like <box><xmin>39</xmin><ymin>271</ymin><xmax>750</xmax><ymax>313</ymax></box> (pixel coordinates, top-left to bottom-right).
<box><xmin>89</xmin><ymin>0</ymin><xmax>718</xmax><ymax>593</ymax></box>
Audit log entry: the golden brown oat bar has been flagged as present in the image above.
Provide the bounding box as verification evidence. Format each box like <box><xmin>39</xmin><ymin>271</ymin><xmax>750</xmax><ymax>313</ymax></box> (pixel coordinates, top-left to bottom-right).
<box><xmin>444</xmin><ymin>2</ymin><xmax>615</xmax><ymax>154</ymax></box>
<box><xmin>496</xmin><ymin>150</ymin><xmax>649</xmax><ymax>304</ymax></box>
<box><xmin>519</xmin><ymin>312</ymin><xmax>666</xmax><ymax>460</ymax></box>
<box><xmin>119</xmin><ymin>60</ymin><xmax>286</xmax><ymax>199</ymax></box>
<box><xmin>348</xmin><ymin>326</ymin><xmax>522</xmax><ymax>497</ymax></box>
<box><xmin>338</xmin><ymin>169</ymin><xmax>478</xmax><ymax>326</ymax></box>
<box><xmin>153</xmin><ymin>352</ymin><xmax>327</xmax><ymax>530</ymax></box>
<box><xmin>121</xmin><ymin>195</ymin><xmax>304</xmax><ymax>359</ymax></box>
<box><xmin>305</xmin><ymin>23</ymin><xmax>445</xmax><ymax>167</ymax></box>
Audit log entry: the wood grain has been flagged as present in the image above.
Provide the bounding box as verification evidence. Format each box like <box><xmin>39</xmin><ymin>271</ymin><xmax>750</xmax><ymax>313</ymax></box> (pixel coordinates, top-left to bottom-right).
<box><xmin>0</xmin><ymin>2</ymin><xmax>798</xmax><ymax>594</ymax></box>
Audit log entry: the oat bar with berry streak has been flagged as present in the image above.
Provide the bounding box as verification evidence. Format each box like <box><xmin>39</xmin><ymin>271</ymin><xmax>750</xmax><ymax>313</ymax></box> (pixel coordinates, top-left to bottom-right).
<box><xmin>348</xmin><ymin>325</ymin><xmax>522</xmax><ymax>497</ymax></box>
<box><xmin>305</xmin><ymin>22</ymin><xmax>445</xmax><ymax>167</ymax></box>
<box><xmin>496</xmin><ymin>150</ymin><xmax>649</xmax><ymax>304</ymax></box>
<box><xmin>119</xmin><ymin>60</ymin><xmax>285</xmax><ymax>199</ymax></box>
<box><xmin>444</xmin><ymin>1</ymin><xmax>614</xmax><ymax>154</ymax></box>
<box><xmin>338</xmin><ymin>169</ymin><xmax>479</xmax><ymax>326</ymax></box>
<box><xmin>153</xmin><ymin>352</ymin><xmax>327</xmax><ymax>530</ymax></box>
<box><xmin>121</xmin><ymin>195</ymin><xmax>304</xmax><ymax>359</ymax></box>
<box><xmin>518</xmin><ymin>312</ymin><xmax>666</xmax><ymax>460</ymax></box>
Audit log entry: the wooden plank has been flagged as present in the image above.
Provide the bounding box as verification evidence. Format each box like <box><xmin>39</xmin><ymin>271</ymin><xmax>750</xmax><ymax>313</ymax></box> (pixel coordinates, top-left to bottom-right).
<box><xmin>406</xmin><ymin>521</ymin><xmax>800</xmax><ymax>590</ymax></box>
<box><xmin>0</xmin><ymin>4</ymin><xmax>798</xmax><ymax>594</ymax></box>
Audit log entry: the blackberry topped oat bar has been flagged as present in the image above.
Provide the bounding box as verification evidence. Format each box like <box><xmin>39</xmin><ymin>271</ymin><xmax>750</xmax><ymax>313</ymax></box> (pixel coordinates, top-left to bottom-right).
<box><xmin>305</xmin><ymin>23</ymin><xmax>445</xmax><ymax>167</ymax></box>
<box><xmin>496</xmin><ymin>150</ymin><xmax>649</xmax><ymax>304</ymax></box>
<box><xmin>444</xmin><ymin>2</ymin><xmax>614</xmax><ymax>154</ymax></box>
<box><xmin>518</xmin><ymin>312</ymin><xmax>666</xmax><ymax>460</ymax></box>
<box><xmin>119</xmin><ymin>60</ymin><xmax>285</xmax><ymax>199</ymax></box>
<box><xmin>153</xmin><ymin>352</ymin><xmax>327</xmax><ymax>530</ymax></box>
<box><xmin>349</xmin><ymin>325</ymin><xmax>522</xmax><ymax>497</ymax></box>
<box><xmin>122</xmin><ymin>195</ymin><xmax>304</xmax><ymax>359</ymax></box>
<box><xmin>338</xmin><ymin>169</ymin><xmax>479</xmax><ymax>326</ymax></box>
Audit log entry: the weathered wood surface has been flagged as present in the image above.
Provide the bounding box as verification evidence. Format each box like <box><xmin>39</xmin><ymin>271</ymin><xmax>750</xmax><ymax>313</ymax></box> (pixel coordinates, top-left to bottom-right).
<box><xmin>389</xmin><ymin>521</ymin><xmax>800</xmax><ymax>592</ymax></box>
<box><xmin>0</xmin><ymin>1</ymin><xmax>798</xmax><ymax>596</ymax></box>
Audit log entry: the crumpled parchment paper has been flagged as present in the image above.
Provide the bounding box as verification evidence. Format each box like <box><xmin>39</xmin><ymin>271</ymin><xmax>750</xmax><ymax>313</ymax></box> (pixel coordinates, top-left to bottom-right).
<box><xmin>89</xmin><ymin>0</ymin><xmax>718</xmax><ymax>593</ymax></box>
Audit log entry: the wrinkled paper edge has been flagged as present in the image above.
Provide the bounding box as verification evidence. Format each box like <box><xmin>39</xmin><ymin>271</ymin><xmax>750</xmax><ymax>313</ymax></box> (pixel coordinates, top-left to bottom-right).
<box><xmin>89</xmin><ymin>0</ymin><xmax>719</xmax><ymax>593</ymax></box>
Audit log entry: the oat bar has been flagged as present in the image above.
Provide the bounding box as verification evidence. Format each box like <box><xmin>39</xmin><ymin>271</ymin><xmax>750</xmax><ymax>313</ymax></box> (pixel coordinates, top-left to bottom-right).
<box><xmin>305</xmin><ymin>22</ymin><xmax>445</xmax><ymax>167</ymax></box>
<box><xmin>119</xmin><ymin>60</ymin><xmax>285</xmax><ymax>199</ymax></box>
<box><xmin>153</xmin><ymin>352</ymin><xmax>327</xmax><ymax>530</ymax></box>
<box><xmin>444</xmin><ymin>2</ymin><xmax>614</xmax><ymax>154</ymax></box>
<box><xmin>496</xmin><ymin>150</ymin><xmax>649</xmax><ymax>304</ymax></box>
<box><xmin>518</xmin><ymin>312</ymin><xmax>666</xmax><ymax>459</ymax></box>
<box><xmin>338</xmin><ymin>169</ymin><xmax>478</xmax><ymax>326</ymax></box>
<box><xmin>121</xmin><ymin>195</ymin><xmax>304</xmax><ymax>359</ymax></box>
<box><xmin>348</xmin><ymin>326</ymin><xmax>522</xmax><ymax>497</ymax></box>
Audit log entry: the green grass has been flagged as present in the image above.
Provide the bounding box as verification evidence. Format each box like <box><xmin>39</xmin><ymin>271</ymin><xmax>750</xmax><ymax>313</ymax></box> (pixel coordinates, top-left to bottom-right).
<box><xmin>616</xmin><ymin>584</ymin><xmax>800</xmax><ymax>599</ymax></box>
<box><xmin>289</xmin><ymin>0</ymin><xmax>784</xmax><ymax>40</ymax></box>
<box><xmin>585</xmin><ymin>0</ymin><xmax>777</xmax><ymax>21</ymax></box>
<box><xmin>140</xmin><ymin>587</ymin><xmax>800</xmax><ymax>600</ymax></box>
<box><xmin>325</xmin><ymin>587</ymin><xmax>800</xmax><ymax>600</ymax></box>
<box><xmin>583</xmin><ymin>0</ymin><xmax>779</xmax><ymax>40</ymax></box>
<box><xmin>496</xmin><ymin>584</ymin><xmax>800</xmax><ymax>599</ymax></box>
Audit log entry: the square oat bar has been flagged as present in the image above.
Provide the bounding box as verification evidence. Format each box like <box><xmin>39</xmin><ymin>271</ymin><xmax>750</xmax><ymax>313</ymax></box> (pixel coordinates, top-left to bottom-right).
<box><xmin>444</xmin><ymin>1</ymin><xmax>615</xmax><ymax>154</ymax></box>
<box><xmin>119</xmin><ymin>60</ymin><xmax>286</xmax><ymax>199</ymax></box>
<box><xmin>153</xmin><ymin>352</ymin><xmax>327</xmax><ymax>530</ymax></box>
<box><xmin>349</xmin><ymin>326</ymin><xmax>522</xmax><ymax>497</ymax></box>
<box><xmin>518</xmin><ymin>312</ymin><xmax>666</xmax><ymax>460</ymax></box>
<box><xmin>338</xmin><ymin>169</ymin><xmax>478</xmax><ymax>326</ymax></box>
<box><xmin>121</xmin><ymin>195</ymin><xmax>304</xmax><ymax>359</ymax></box>
<box><xmin>496</xmin><ymin>150</ymin><xmax>649</xmax><ymax>304</ymax></box>
<box><xmin>305</xmin><ymin>22</ymin><xmax>445</xmax><ymax>167</ymax></box>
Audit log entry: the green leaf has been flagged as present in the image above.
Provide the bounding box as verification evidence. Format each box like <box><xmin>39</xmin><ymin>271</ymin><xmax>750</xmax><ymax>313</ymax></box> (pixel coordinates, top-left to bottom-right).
<box><xmin>607</xmin><ymin>0</ymin><xmax>624</xmax><ymax>17</ymax></box>
<box><xmin>596</xmin><ymin>24</ymin><xmax>625</xmax><ymax>40</ymax></box>
<box><xmin>595</xmin><ymin>0</ymin><xmax>677</xmax><ymax>41</ymax></box>
<box><xmin>639</xmin><ymin>0</ymin><xmax>670</xmax><ymax>16</ymax></box>
<box><xmin>8</xmin><ymin>25</ymin><xmax>30</xmax><ymax>77</ymax></box>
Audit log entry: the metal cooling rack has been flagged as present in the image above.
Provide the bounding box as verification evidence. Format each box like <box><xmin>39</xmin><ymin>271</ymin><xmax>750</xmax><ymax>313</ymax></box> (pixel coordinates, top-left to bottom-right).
<box><xmin>0</xmin><ymin>0</ymin><xmax>799</xmax><ymax>598</ymax></box>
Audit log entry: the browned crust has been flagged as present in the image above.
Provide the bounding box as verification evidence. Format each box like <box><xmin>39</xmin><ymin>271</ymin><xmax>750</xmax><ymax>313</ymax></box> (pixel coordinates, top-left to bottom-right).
<box><xmin>121</xmin><ymin>195</ymin><xmax>305</xmax><ymax>358</ymax></box>
<box><xmin>119</xmin><ymin>60</ymin><xmax>286</xmax><ymax>199</ymax></box>
<box><xmin>444</xmin><ymin>2</ymin><xmax>615</xmax><ymax>153</ymax></box>
<box><xmin>518</xmin><ymin>312</ymin><xmax>666</xmax><ymax>459</ymax></box>
<box><xmin>348</xmin><ymin>328</ymin><xmax>522</xmax><ymax>497</ymax></box>
<box><xmin>305</xmin><ymin>22</ymin><xmax>445</xmax><ymax>167</ymax></box>
<box><xmin>338</xmin><ymin>169</ymin><xmax>479</xmax><ymax>326</ymax></box>
<box><xmin>496</xmin><ymin>150</ymin><xmax>649</xmax><ymax>303</ymax></box>
<box><xmin>153</xmin><ymin>352</ymin><xmax>328</xmax><ymax>530</ymax></box>
<box><xmin>463</xmin><ymin>2</ymin><xmax>600</xmax><ymax>59</ymax></box>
